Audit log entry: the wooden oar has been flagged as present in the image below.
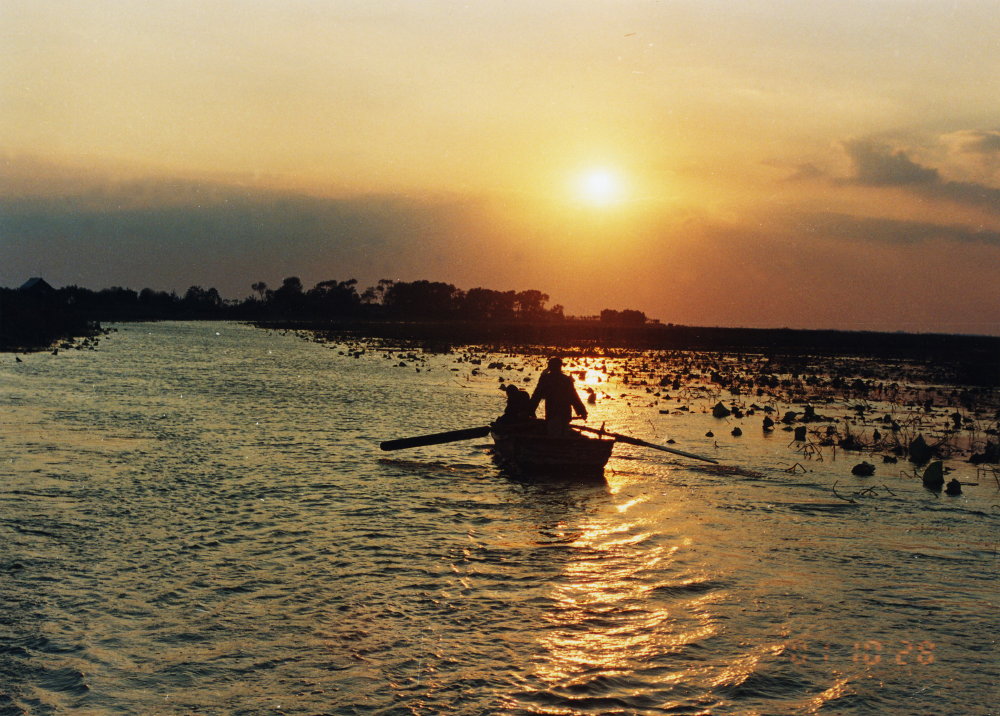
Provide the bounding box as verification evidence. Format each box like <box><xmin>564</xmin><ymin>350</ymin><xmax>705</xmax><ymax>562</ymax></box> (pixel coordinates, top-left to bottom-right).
<box><xmin>380</xmin><ymin>425</ymin><xmax>491</xmax><ymax>451</ymax></box>
<box><xmin>571</xmin><ymin>424</ymin><xmax>719</xmax><ymax>464</ymax></box>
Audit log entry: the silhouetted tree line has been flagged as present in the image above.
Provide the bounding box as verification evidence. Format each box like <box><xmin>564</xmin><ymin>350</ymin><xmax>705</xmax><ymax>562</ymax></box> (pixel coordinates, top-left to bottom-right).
<box><xmin>4</xmin><ymin>278</ymin><xmax>998</xmax><ymax>387</ymax></box>
<box><xmin>0</xmin><ymin>283</ymin><xmax>96</xmax><ymax>350</ymax></box>
<box><xmin>246</xmin><ymin>276</ymin><xmax>573</xmax><ymax>322</ymax></box>
<box><xmin>2</xmin><ymin>276</ymin><xmax>651</xmax><ymax>350</ymax></box>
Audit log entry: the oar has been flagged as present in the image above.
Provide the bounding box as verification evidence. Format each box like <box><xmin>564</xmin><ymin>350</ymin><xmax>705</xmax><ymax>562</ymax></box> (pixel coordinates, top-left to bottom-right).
<box><xmin>380</xmin><ymin>425</ymin><xmax>491</xmax><ymax>451</ymax></box>
<box><xmin>570</xmin><ymin>424</ymin><xmax>719</xmax><ymax>464</ymax></box>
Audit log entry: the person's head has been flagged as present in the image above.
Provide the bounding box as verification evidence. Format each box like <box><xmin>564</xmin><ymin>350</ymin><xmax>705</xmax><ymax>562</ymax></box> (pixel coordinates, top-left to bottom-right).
<box><xmin>547</xmin><ymin>356</ymin><xmax>563</xmax><ymax>371</ymax></box>
<box><xmin>504</xmin><ymin>384</ymin><xmax>520</xmax><ymax>396</ymax></box>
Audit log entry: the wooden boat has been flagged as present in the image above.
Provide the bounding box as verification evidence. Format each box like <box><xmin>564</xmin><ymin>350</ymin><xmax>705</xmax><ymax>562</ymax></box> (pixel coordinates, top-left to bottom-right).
<box><xmin>380</xmin><ymin>419</ymin><xmax>715</xmax><ymax>475</ymax></box>
<box><xmin>489</xmin><ymin>419</ymin><xmax>615</xmax><ymax>478</ymax></box>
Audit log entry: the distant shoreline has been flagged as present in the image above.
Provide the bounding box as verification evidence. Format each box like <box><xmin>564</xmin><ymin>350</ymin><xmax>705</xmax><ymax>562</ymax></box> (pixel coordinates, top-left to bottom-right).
<box><xmin>258</xmin><ymin>318</ymin><xmax>1000</xmax><ymax>385</ymax></box>
<box><xmin>256</xmin><ymin>317</ymin><xmax>1000</xmax><ymax>353</ymax></box>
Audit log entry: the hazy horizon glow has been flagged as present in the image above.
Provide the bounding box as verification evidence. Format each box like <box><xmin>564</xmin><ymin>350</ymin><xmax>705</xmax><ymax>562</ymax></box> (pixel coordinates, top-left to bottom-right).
<box><xmin>3</xmin><ymin>1</ymin><xmax>1000</xmax><ymax>334</ymax></box>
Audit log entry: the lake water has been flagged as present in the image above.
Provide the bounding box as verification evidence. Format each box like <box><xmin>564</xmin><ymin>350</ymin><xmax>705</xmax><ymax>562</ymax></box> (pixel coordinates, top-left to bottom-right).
<box><xmin>1</xmin><ymin>321</ymin><xmax>997</xmax><ymax>715</ymax></box>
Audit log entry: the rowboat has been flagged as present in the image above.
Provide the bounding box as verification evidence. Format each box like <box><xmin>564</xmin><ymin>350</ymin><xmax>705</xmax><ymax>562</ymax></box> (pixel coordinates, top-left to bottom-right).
<box><xmin>380</xmin><ymin>420</ymin><xmax>716</xmax><ymax>475</ymax></box>
<box><xmin>489</xmin><ymin>420</ymin><xmax>615</xmax><ymax>478</ymax></box>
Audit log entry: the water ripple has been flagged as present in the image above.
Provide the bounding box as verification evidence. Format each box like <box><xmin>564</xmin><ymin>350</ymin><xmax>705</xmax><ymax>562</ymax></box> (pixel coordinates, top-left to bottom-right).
<box><xmin>1</xmin><ymin>322</ymin><xmax>996</xmax><ymax>714</ymax></box>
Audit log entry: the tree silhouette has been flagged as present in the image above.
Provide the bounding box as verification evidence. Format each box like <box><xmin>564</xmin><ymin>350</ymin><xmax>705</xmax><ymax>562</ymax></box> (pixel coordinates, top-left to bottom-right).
<box><xmin>308</xmin><ymin>279</ymin><xmax>360</xmax><ymax>317</ymax></box>
<box><xmin>515</xmin><ymin>289</ymin><xmax>549</xmax><ymax>319</ymax></box>
<box><xmin>183</xmin><ymin>286</ymin><xmax>222</xmax><ymax>311</ymax></box>
<box><xmin>601</xmin><ymin>308</ymin><xmax>646</xmax><ymax>325</ymax></box>
<box><xmin>361</xmin><ymin>278</ymin><xmax>395</xmax><ymax>306</ymax></box>
<box><xmin>462</xmin><ymin>287</ymin><xmax>516</xmax><ymax>321</ymax></box>
<box><xmin>383</xmin><ymin>280</ymin><xmax>462</xmax><ymax>319</ymax></box>
<box><xmin>272</xmin><ymin>277</ymin><xmax>305</xmax><ymax>313</ymax></box>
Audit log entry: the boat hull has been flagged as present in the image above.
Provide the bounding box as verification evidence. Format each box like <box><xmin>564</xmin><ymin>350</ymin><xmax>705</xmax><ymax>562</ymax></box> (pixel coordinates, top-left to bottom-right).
<box><xmin>490</xmin><ymin>423</ymin><xmax>614</xmax><ymax>479</ymax></box>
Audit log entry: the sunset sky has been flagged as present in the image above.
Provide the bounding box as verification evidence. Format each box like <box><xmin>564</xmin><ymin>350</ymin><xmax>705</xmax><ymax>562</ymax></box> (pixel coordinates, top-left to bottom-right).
<box><xmin>3</xmin><ymin>1</ymin><xmax>1000</xmax><ymax>335</ymax></box>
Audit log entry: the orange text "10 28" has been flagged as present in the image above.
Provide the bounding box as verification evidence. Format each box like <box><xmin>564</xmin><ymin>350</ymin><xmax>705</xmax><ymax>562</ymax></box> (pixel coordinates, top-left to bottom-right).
<box><xmin>852</xmin><ymin>640</ymin><xmax>936</xmax><ymax>666</ymax></box>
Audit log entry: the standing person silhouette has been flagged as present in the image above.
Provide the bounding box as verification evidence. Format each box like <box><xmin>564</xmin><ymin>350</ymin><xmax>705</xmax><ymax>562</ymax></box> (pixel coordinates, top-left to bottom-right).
<box><xmin>528</xmin><ymin>357</ymin><xmax>588</xmax><ymax>435</ymax></box>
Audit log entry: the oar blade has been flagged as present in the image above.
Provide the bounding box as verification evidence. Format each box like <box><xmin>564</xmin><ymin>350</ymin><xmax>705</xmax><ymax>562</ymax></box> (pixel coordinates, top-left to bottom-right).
<box><xmin>380</xmin><ymin>425</ymin><xmax>492</xmax><ymax>451</ymax></box>
<box><xmin>571</xmin><ymin>425</ymin><xmax>718</xmax><ymax>464</ymax></box>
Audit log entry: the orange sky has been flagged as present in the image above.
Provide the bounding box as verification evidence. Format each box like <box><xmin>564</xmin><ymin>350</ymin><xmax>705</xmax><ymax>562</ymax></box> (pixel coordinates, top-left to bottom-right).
<box><xmin>3</xmin><ymin>1</ymin><xmax>1000</xmax><ymax>334</ymax></box>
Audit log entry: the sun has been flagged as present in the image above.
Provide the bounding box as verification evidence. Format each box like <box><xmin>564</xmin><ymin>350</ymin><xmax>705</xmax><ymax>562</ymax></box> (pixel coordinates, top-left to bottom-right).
<box><xmin>575</xmin><ymin>168</ymin><xmax>626</xmax><ymax>206</ymax></box>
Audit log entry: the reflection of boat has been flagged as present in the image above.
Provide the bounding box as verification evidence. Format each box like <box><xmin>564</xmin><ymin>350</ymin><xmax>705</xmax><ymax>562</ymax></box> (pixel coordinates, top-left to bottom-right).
<box><xmin>490</xmin><ymin>420</ymin><xmax>615</xmax><ymax>478</ymax></box>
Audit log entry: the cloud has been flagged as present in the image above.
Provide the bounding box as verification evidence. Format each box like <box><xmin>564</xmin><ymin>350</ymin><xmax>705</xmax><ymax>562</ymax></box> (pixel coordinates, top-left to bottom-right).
<box><xmin>938</xmin><ymin>130</ymin><xmax>1000</xmax><ymax>185</ymax></box>
<box><xmin>0</xmin><ymin>175</ymin><xmax>499</xmax><ymax>296</ymax></box>
<box><xmin>843</xmin><ymin>138</ymin><xmax>1000</xmax><ymax>212</ymax></box>
<box><xmin>932</xmin><ymin>181</ymin><xmax>1000</xmax><ymax>210</ymax></box>
<box><xmin>843</xmin><ymin>139</ymin><xmax>939</xmax><ymax>186</ymax></box>
<box><xmin>946</xmin><ymin>129</ymin><xmax>1000</xmax><ymax>155</ymax></box>
<box><xmin>791</xmin><ymin>211</ymin><xmax>1000</xmax><ymax>247</ymax></box>
<box><xmin>780</xmin><ymin>162</ymin><xmax>825</xmax><ymax>182</ymax></box>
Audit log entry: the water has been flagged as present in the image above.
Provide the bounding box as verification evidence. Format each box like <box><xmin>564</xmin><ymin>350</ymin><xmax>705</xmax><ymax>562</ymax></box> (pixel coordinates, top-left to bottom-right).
<box><xmin>1</xmin><ymin>322</ymin><xmax>997</xmax><ymax>715</ymax></box>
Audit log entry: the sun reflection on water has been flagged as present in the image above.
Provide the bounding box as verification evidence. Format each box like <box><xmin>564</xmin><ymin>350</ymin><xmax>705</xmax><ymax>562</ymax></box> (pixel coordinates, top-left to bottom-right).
<box><xmin>578</xmin><ymin>368</ymin><xmax>611</xmax><ymax>387</ymax></box>
<box><xmin>526</xmin><ymin>507</ymin><xmax>724</xmax><ymax>701</ymax></box>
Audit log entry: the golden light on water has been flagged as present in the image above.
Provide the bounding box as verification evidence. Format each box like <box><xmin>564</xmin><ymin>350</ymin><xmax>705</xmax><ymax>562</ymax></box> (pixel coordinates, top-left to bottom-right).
<box><xmin>580</xmin><ymin>368</ymin><xmax>610</xmax><ymax>386</ymax></box>
<box><xmin>530</xmin><ymin>513</ymin><xmax>723</xmax><ymax>691</ymax></box>
<box><xmin>615</xmin><ymin>497</ymin><xmax>645</xmax><ymax>514</ymax></box>
<box><xmin>562</xmin><ymin>359</ymin><xmax>613</xmax><ymax>388</ymax></box>
<box><xmin>525</xmin><ymin>501</ymin><xmax>859</xmax><ymax>710</ymax></box>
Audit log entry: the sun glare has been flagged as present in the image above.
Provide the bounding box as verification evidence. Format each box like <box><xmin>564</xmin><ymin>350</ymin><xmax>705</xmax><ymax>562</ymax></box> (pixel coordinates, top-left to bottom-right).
<box><xmin>576</xmin><ymin>168</ymin><xmax>625</xmax><ymax>207</ymax></box>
